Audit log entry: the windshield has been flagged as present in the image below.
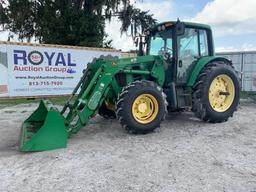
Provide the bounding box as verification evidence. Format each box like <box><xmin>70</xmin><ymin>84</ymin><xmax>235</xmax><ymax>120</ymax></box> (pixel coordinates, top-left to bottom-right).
<box><xmin>148</xmin><ymin>29</ymin><xmax>173</xmax><ymax>56</ymax></box>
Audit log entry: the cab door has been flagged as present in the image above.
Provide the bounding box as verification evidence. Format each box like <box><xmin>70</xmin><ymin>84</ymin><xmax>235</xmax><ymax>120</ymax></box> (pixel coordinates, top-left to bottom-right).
<box><xmin>176</xmin><ymin>28</ymin><xmax>199</xmax><ymax>84</ymax></box>
<box><xmin>176</xmin><ymin>28</ymin><xmax>209</xmax><ymax>84</ymax></box>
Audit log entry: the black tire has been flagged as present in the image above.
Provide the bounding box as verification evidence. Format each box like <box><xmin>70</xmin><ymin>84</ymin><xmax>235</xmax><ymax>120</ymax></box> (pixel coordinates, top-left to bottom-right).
<box><xmin>116</xmin><ymin>80</ymin><xmax>168</xmax><ymax>134</ymax></box>
<box><xmin>98</xmin><ymin>102</ymin><xmax>116</xmax><ymax>119</ymax></box>
<box><xmin>192</xmin><ymin>61</ymin><xmax>240</xmax><ymax>123</ymax></box>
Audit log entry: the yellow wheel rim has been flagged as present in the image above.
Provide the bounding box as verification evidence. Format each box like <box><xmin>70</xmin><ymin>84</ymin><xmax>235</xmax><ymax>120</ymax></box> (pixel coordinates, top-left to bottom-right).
<box><xmin>208</xmin><ymin>74</ymin><xmax>235</xmax><ymax>112</ymax></box>
<box><xmin>132</xmin><ymin>94</ymin><xmax>159</xmax><ymax>124</ymax></box>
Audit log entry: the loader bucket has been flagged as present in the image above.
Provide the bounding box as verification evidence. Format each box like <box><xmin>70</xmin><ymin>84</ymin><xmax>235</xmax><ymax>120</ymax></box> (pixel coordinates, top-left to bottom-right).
<box><xmin>19</xmin><ymin>100</ymin><xmax>68</xmax><ymax>152</ymax></box>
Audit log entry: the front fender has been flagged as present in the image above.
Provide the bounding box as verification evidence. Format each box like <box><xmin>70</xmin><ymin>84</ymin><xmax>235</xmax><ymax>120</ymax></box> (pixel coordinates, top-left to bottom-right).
<box><xmin>186</xmin><ymin>56</ymin><xmax>231</xmax><ymax>87</ymax></box>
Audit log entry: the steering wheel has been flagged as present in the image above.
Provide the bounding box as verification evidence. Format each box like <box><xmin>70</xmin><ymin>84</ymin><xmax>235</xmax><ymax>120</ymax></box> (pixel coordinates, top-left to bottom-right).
<box><xmin>159</xmin><ymin>47</ymin><xmax>173</xmax><ymax>60</ymax></box>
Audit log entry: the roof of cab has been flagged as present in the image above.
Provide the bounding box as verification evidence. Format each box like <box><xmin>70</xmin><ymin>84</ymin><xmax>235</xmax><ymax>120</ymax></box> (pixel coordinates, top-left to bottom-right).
<box><xmin>153</xmin><ymin>21</ymin><xmax>211</xmax><ymax>30</ymax></box>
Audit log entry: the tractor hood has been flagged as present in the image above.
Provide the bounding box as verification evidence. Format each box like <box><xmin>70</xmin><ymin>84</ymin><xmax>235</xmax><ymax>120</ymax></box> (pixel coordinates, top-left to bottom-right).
<box><xmin>88</xmin><ymin>55</ymin><xmax>163</xmax><ymax>71</ymax></box>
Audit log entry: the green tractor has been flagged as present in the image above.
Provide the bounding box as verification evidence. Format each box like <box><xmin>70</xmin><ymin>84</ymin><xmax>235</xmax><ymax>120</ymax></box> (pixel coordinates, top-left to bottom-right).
<box><xmin>20</xmin><ymin>20</ymin><xmax>240</xmax><ymax>152</ymax></box>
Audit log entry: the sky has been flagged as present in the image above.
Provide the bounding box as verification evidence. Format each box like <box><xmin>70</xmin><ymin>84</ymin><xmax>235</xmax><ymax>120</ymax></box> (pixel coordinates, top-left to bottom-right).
<box><xmin>1</xmin><ymin>0</ymin><xmax>256</xmax><ymax>53</ymax></box>
<box><xmin>106</xmin><ymin>0</ymin><xmax>256</xmax><ymax>52</ymax></box>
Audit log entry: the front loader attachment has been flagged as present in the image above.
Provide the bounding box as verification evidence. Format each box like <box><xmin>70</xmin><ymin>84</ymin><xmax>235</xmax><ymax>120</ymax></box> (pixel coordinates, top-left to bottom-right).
<box><xmin>20</xmin><ymin>100</ymin><xmax>68</xmax><ymax>152</ymax></box>
<box><xmin>18</xmin><ymin>55</ymin><xmax>162</xmax><ymax>152</ymax></box>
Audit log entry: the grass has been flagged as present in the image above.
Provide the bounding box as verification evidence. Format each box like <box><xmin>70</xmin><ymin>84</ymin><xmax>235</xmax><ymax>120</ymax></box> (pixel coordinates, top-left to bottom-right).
<box><xmin>0</xmin><ymin>96</ymin><xmax>70</xmax><ymax>106</ymax></box>
<box><xmin>240</xmin><ymin>91</ymin><xmax>256</xmax><ymax>102</ymax></box>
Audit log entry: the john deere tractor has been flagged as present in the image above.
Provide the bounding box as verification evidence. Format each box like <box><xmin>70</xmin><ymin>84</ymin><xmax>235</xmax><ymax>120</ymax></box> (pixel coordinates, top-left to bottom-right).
<box><xmin>20</xmin><ymin>20</ymin><xmax>240</xmax><ymax>152</ymax></box>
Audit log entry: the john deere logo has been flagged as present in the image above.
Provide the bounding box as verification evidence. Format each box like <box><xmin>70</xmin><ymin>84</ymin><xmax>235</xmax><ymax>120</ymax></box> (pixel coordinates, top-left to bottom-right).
<box><xmin>28</xmin><ymin>51</ymin><xmax>43</xmax><ymax>65</ymax></box>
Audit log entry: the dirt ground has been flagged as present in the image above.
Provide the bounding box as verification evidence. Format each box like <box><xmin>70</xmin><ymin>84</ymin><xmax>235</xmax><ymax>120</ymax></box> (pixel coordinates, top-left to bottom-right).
<box><xmin>0</xmin><ymin>102</ymin><xmax>256</xmax><ymax>192</ymax></box>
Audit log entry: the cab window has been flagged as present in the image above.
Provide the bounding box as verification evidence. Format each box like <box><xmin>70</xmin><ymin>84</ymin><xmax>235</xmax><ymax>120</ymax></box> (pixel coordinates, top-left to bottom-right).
<box><xmin>149</xmin><ymin>29</ymin><xmax>173</xmax><ymax>56</ymax></box>
<box><xmin>199</xmin><ymin>30</ymin><xmax>209</xmax><ymax>56</ymax></box>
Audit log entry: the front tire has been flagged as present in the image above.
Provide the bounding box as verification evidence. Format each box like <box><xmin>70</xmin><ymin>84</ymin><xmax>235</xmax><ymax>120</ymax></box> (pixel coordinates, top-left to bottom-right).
<box><xmin>116</xmin><ymin>80</ymin><xmax>167</xmax><ymax>134</ymax></box>
<box><xmin>192</xmin><ymin>61</ymin><xmax>240</xmax><ymax>122</ymax></box>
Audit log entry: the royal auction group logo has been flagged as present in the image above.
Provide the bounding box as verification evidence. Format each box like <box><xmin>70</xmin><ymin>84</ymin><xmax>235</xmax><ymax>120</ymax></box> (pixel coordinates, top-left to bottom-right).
<box><xmin>13</xmin><ymin>49</ymin><xmax>77</xmax><ymax>73</ymax></box>
<box><xmin>13</xmin><ymin>49</ymin><xmax>77</xmax><ymax>67</ymax></box>
<box><xmin>28</xmin><ymin>51</ymin><xmax>44</xmax><ymax>65</ymax></box>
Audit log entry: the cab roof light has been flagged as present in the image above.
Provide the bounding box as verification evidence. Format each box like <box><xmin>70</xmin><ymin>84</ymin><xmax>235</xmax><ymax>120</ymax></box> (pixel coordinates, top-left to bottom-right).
<box><xmin>164</xmin><ymin>22</ymin><xmax>173</xmax><ymax>27</ymax></box>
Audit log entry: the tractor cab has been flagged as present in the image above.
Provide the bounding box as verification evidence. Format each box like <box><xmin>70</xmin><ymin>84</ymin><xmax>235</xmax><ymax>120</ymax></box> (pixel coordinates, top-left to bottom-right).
<box><xmin>144</xmin><ymin>21</ymin><xmax>214</xmax><ymax>85</ymax></box>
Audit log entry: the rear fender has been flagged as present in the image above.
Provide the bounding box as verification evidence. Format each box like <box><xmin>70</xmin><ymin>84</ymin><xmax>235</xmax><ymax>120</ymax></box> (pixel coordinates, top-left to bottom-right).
<box><xmin>186</xmin><ymin>56</ymin><xmax>231</xmax><ymax>87</ymax></box>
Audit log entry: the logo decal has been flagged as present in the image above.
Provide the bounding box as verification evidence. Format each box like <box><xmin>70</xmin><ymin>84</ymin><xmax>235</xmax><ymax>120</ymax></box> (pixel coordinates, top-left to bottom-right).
<box><xmin>28</xmin><ymin>51</ymin><xmax>44</xmax><ymax>65</ymax></box>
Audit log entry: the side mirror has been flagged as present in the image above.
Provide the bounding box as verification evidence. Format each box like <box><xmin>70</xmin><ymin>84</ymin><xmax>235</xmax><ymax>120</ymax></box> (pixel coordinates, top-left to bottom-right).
<box><xmin>176</xmin><ymin>21</ymin><xmax>185</xmax><ymax>36</ymax></box>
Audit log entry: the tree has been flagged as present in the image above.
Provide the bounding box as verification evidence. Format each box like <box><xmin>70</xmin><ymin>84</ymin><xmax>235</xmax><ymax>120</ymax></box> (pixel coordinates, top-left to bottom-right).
<box><xmin>0</xmin><ymin>0</ymin><xmax>156</xmax><ymax>48</ymax></box>
<box><xmin>0</xmin><ymin>0</ymin><xmax>9</xmax><ymax>30</ymax></box>
<box><xmin>118</xmin><ymin>4</ymin><xmax>156</xmax><ymax>37</ymax></box>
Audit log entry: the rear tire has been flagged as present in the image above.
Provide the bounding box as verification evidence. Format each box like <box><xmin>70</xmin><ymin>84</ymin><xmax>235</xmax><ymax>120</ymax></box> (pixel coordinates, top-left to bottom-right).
<box><xmin>192</xmin><ymin>61</ymin><xmax>240</xmax><ymax>122</ymax></box>
<box><xmin>116</xmin><ymin>80</ymin><xmax>167</xmax><ymax>134</ymax></box>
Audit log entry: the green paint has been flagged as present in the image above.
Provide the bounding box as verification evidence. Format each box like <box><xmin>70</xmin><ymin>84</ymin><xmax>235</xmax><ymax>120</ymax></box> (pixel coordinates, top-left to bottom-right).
<box><xmin>186</xmin><ymin>56</ymin><xmax>230</xmax><ymax>87</ymax></box>
<box><xmin>123</xmin><ymin>69</ymin><xmax>151</xmax><ymax>75</ymax></box>
<box><xmin>111</xmin><ymin>78</ymin><xmax>120</xmax><ymax>96</ymax></box>
<box><xmin>20</xmin><ymin>100</ymin><xmax>67</xmax><ymax>152</ymax></box>
<box><xmin>88</xmin><ymin>91</ymin><xmax>102</xmax><ymax>110</ymax></box>
<box><xmin>151</xmin><ymin>57</ymin><xmax>165</xmax><ymax>86</ymax></box>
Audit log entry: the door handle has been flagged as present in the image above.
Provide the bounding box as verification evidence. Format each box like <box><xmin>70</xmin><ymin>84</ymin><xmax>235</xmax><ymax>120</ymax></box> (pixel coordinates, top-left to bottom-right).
<box><xmin>178</xmin><ymin>60</ymin><xmax>182</xmax><ymax>67</ymax></box>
